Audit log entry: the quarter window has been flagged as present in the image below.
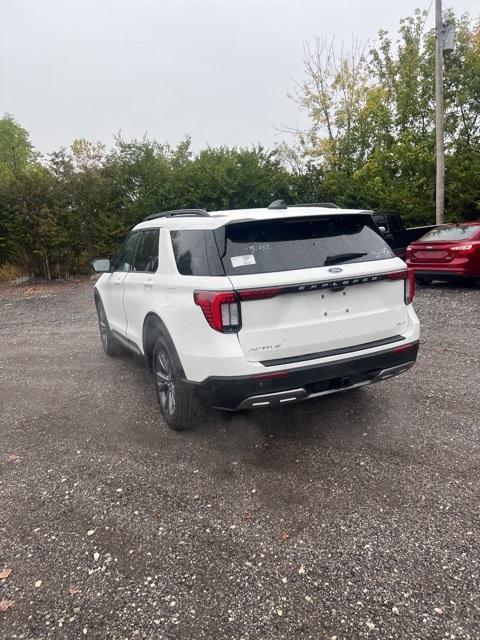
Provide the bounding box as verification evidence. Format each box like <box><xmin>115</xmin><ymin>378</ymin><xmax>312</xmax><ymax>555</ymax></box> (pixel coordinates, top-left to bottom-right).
<box><xmin>170</xmin><ymin>230</ymin><xmax>211</xmax><ymax>276</ymax></box>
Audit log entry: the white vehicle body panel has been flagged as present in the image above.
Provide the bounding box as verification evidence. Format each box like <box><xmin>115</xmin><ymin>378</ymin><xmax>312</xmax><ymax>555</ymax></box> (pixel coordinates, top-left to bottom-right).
<box><xmin>99</xmin><ymin>271</ymin><xmax>128</xmax><ymax>334</ymax></box>
<box><xmin>226</xmin><ymin>258</ymin><xmax>409</xmax><ymax>363</ymax></box>
<box><xmin>95</xmin><ymin>205</ymin><xmax>420</xmax><ymax>386</ymax></box>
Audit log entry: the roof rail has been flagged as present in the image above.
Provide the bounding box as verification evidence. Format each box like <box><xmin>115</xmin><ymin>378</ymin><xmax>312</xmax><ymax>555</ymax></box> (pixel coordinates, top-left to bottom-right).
<box><xmin>290</xmin><ymin>202</ymin><xmax>340</xmax><ymax>209</ymax></box>
<box><xmin>267</xmin><ymin>200</ymin><xmax>340</xmax><ymax>211</ymax></box>
<box><xmin>143</xmin><ymin>208</ymin><xmax>209</xmax><ymax>222</ymax></box>
<box><xmin>267</xmin><ymin>199</ymin><xmax>288</xmax><ymax>210</ymax></box>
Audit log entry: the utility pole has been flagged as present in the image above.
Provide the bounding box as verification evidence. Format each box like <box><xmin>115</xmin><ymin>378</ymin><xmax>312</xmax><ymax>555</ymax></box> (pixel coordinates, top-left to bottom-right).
<box><xmin>435</xmin><ymin>0</ymin><xmax>445</xmax><ymax>225</ymax></box>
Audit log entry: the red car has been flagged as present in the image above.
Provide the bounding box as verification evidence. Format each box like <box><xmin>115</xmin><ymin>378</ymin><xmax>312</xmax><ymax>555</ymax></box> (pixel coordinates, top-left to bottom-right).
<box><xmin>406</xmin><ymin>222</ymin><xmax>480</xmax><ymax>284</ymax></box>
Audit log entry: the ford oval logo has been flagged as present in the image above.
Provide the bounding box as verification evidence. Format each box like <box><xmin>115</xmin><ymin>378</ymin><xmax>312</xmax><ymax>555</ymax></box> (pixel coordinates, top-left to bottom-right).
<box><xmin>328</xmin><ymin>267</ymin><xmax>343</xmax><ymax>273</ymax></box>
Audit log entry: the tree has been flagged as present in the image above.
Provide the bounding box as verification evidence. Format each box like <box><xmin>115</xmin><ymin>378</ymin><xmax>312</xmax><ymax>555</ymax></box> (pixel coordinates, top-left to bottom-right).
<box><xmin>0</xmin><ymin>114</ymin><xmax>35</xmax><ymax>171</ymax></box>
<box><xmin>291</xmin><ymin>10</ymin><xmax>480</xmax><ymax>222</ymax></box>
<box><xmin>2</xmin><ymin>10</ymin><xmax>479</xmax><ymax>279</ymax></box>
<box><xmin>0</xmin><ymin>114</ymin><xmax>43</xmax><ymax>268</ymax></box>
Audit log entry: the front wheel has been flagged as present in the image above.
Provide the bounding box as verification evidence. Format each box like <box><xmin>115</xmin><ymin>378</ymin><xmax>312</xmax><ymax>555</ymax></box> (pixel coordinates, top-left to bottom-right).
<box><xmin>152</xmin><ymin>337</ymin><xmax>204</xmax><ymax>431</ymax></box>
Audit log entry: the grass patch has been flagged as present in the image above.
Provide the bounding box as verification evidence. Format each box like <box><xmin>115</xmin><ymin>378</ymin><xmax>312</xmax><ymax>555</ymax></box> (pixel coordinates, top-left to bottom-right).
<box><xmin>0</xmin><ymin>263</ymin><xmax>27</xmax><ymax>283</ymax></box>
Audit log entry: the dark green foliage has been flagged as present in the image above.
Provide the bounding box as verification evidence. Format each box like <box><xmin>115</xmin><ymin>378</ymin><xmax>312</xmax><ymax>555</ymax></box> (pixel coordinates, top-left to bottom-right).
<box><xmin>0</xmin><ymin>10</ymin><xmax>478</xmax><ymax>277</ymax></box>
<box><xmin>0</xmin><ymin>126</ymin><xmax>297</xmax><ymax>276</ymax></box>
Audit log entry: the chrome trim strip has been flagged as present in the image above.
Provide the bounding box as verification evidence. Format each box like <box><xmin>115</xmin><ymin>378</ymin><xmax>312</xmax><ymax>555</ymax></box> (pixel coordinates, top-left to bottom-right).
<box><xmin>260</xmin><ymin>335</ymin><xmax>404</xmax><ymax>367</ymax></box>
<box><xmin>238</xmin><ymin>270</ymin><xmax>408</xmax><ymax>298</ymax></box>
<box><xmin>232</xmin><ymin>362</ymin><xmax>415</xmax><ymax>410</ymax></box>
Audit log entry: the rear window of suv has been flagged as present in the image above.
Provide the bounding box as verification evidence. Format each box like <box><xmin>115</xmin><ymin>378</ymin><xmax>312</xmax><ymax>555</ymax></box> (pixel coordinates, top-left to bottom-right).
<box><xmin>420</xmin><ymin>224</ymin><xmax>480</xmax><ymax>241</ymax></box>
<box><xmin>217</xmin><ymin>215</ymin><xmax>393</xmax><ymax>275</ymax></box>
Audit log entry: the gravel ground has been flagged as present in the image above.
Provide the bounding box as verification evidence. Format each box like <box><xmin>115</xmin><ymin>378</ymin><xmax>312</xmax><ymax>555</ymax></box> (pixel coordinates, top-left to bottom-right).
<box><xmin>0</xmin><ymin>278</ymin><xmax>479</xmax><ymax>640</ymax></box>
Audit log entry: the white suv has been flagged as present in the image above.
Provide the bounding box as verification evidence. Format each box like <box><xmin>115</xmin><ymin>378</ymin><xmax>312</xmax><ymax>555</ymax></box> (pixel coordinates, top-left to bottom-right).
<box><xmin>93</xmin><ymin>201</ymin><xmax>420</xmax><ymax>431</ymax></box>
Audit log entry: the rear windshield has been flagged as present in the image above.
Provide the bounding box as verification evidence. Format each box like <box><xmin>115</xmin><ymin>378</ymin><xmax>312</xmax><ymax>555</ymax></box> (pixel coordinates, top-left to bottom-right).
<box><xmin>218</xmin><ymin>216</ymin><xmax>393</xmax><ymax>275</ymax></box>
<box><xmin>420</xmin><ymin>224</ymin><xmax>480</xmax><ymax>241</ymax></box>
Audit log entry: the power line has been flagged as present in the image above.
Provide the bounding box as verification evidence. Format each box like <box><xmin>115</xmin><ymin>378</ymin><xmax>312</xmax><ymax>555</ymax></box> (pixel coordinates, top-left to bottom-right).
<box><xmin>422</xmin><ymin>0</ymin><xmax>434</xmax><ymax>33</ymax></box>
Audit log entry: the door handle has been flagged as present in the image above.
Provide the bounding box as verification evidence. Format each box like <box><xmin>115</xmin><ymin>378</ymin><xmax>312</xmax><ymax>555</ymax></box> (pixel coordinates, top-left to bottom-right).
<box><xmin>143</xmin><ymin>279</ymin><xmax>154</xmax><ymax>289</ymax></box>
<box><xmin>114</xmin><ymin>278</ymin><xmax>123</xmax><ymax>286</ymax></box>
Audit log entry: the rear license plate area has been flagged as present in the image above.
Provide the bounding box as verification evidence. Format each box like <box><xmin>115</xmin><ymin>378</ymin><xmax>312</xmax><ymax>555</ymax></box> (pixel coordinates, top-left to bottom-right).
<box><xmin>320</xmin><ymin>289</ymin><xmax>350</xmax><ymax>316</ymax></box>
<box><xmin>414</xmin><ymin>250</ymin><xmax>448</xmax><ymax>260</ymax></box>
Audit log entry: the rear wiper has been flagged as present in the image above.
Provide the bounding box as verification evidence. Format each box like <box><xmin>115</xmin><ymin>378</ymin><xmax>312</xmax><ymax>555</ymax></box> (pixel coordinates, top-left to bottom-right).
<box><xmin>324</xmin><ymin>252</ymin><xmax>368</xmax><ymax>266</ymax></box>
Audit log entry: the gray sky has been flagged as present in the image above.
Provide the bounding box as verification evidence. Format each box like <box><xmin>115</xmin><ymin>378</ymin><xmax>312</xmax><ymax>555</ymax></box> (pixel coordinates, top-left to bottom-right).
<box><xmin>1</xmin><ymin>0</ymin><xmax>478</xmax><ymax>155</ymax></box>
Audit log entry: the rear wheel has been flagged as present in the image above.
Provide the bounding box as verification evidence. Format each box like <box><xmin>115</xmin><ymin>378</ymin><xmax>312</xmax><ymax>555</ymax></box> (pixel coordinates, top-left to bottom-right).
<box><xmin>415</xmin><ymin>275</ymin><xmax>432</xmax><ymax>286</ymax></box>
<box><xmin>152</xmin><ymin>336</ymin><xmax>204</xmax><ymax>431</ymax></box>
<box><xmin>95</xmin><ymin>298</ymin><xmax>122</xmax><ymax>356</ymax></box>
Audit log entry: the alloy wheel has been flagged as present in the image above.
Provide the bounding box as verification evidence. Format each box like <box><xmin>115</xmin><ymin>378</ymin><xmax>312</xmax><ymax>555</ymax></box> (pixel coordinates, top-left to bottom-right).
<box><xmin>155</xmin><ymin>350</ymin><xmax>176</xmax><ymax>417</ymax></box>
<box><xmin>97</xmin><ymin>304</ymin><xmax>109</xmax><ymax>349</ymax></box>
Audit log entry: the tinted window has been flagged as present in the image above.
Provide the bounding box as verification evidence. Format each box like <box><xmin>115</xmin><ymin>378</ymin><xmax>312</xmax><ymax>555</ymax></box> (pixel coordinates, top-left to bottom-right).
<box><xmin>132</xmin><ymin>230</ymin><xmax>159</xmax><ymax>272</ymax></box>
<box><xmin>114</xmin><ymin>232</ymin><xmax>139</xmax><ymax>272</ymax></box>
<box><xmin>219</xmin><ymin>216</ymin><xmax>393</xmax><ymax>275</ymax></box>
<box><xmin>170</xmin><ymin>230</ymin><xmax>211</xmax><ymax>276</ymax></box>
<box><xmin>389</xmin><ymin>214</ymin><xmax>403</xmax><ymax>233</ymax></box>
<box><xmin>420</xmin><ymin>224</ymin><xmax>480</xmax><ymax>241</ymax></box>
<box><xmin>373</xmin><ymin>214</ymin><xmax>388</xmax><ymax>231</ymax></box>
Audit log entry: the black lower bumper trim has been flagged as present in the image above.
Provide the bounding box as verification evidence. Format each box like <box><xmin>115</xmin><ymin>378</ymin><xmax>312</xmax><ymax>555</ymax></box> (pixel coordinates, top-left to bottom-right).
<box><xmin>414</xmin><ymin>270</ymin><xmax>478</xmax><ymax>279</ymax></box>
<box><xmin>260</xmin><ymin>334</ymin><xmax>404</xmax><ymax>366</ymax></box>
<box><xmin>189</xmin><ymin>341</ymin><xmax>419</xmax><ymax>410</ymax></box>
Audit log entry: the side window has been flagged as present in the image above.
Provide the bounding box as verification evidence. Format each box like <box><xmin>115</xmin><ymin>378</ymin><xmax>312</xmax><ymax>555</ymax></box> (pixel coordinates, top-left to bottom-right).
<box><xmin>389</xmin><ymin>215</ymin><xmax>403</xmax><ymax>233</ymax></box>
<box><xmin>373</xmin><ymin>214</ymin><xmax>384</xmax><ymax>227</ymax></box>
<box><xmin>132</xmin><ymin>230</ymin><xmax>160</xmax><ymax>273</ymax></box>
<box><xmin>373</xmin><ymin>214</ymin><xmax>389</xmax><ymax>233</ymax></box>
<box><xmin>114</xmin><ymin>232</ymin><xmax>139</xmax><ymax>272</ymax></box>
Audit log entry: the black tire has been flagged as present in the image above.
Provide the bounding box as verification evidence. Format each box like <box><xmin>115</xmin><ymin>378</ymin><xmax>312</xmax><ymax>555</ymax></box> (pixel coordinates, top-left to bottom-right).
<box><xmin>152</xmin><ymin>336</ymin><xmax>204</xmax><ymax>431</ymax></box>
<box><xmin>415</xmin><ymin>275</ymin><xmax>432</xmax><ymax>286</ymax></box>
<box><xmin>95</xmin><ymin>297</ymin><xmax>122</xmax><ymax>356</ymax></box>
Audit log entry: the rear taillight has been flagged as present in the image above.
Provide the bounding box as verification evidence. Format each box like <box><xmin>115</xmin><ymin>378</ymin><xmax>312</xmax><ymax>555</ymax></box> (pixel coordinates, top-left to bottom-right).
<box><xmin>386</xmin><ymin>269</ymin><xmax>415</xmax><ymax>304</ymax></box>
<box><xmin>194</xmin><ymin>291</ymin><xmax>241</xmax><ymax>333</ymax></box>
<box><xmin>386</xmin><ymin>270</ymin><xmax>408</xmax><ymax>281</ymax></box>
<box><xmin>406</xmin><ymin>269</ymin><xmax>415</xmax><ymax>304</ymax></box>
<box><xmin>237</xmin><ymin>287</ymin><xmax>281</xmax><ymax>301</ymax></box>
<box><xmin>251</xmin><ymin>371</ymin><xmax>289</xmax><ymax>381</ymax></box>
<box><xmin>393</xmin><ymin>343</ymin><xmax>416</xmax><ymax>353</ymax></box>
<box><xmin>194</xmin><ymin>287</ymin><xmax>282</xmax><ymax>333</ymax></box>
<box><xmin>450</xmin><ymin>244</ymin><xmax>473</xmax><ymax>252</ymax></box>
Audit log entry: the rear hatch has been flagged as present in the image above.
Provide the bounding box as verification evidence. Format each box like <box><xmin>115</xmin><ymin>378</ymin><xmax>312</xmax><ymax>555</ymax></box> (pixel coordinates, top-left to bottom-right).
<box><xmin>215</xmin><ymin>215</ymin><xmax>409</xmax><ymax>363</ymax></box>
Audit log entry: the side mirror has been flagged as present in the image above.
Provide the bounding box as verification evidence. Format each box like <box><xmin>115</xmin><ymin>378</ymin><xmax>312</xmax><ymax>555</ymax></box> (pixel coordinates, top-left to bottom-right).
<box><xmin>92</xmin><ymin>258</ymin><xmax>111</xmax><ymax>273</ymax></box>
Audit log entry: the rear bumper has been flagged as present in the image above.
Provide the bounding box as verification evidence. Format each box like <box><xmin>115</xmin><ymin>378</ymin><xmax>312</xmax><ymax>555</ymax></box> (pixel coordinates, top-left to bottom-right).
<box><xmin>412</xmin><ymin>269</ymin><xmax>479</xmax><ymax>280</ymax></box>
<box><xmin>189</xmin><ymin>341</ymin><xmax>419</xmax><ymax>410</ymax></box>
<box><xmin>407</xmin><ymin>264</ymin><xmax>479</xmax><ymax>279</ymax></box>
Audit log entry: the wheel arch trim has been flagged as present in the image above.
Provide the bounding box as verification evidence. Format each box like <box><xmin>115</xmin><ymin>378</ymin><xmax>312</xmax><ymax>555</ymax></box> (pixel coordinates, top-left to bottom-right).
<box><xmin>142</xmin><ymin>312</ymin><xmax>185</xmax><ymax>376</ymax></box>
